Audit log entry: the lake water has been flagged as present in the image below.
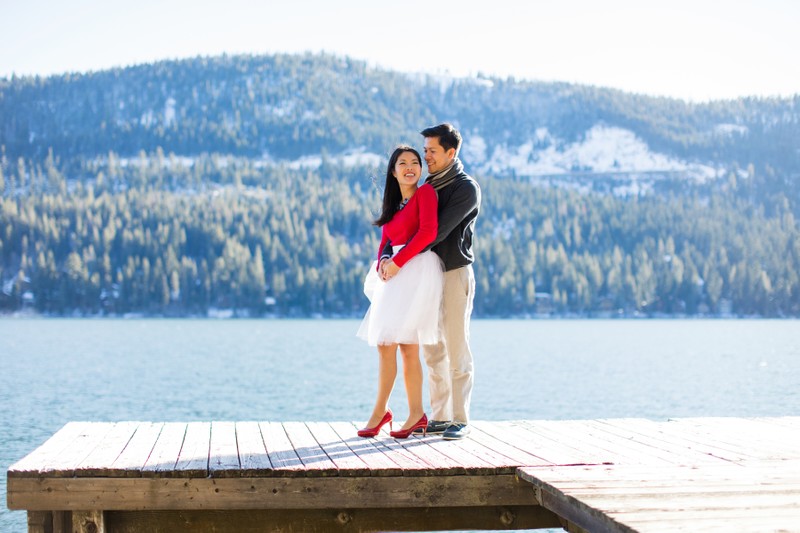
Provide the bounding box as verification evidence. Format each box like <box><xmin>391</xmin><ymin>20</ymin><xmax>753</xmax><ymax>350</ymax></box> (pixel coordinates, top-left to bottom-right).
<box><xmin>1</xmin><ymin>318</ymin><xmax>799</xmax><ymax>531</ymax></box>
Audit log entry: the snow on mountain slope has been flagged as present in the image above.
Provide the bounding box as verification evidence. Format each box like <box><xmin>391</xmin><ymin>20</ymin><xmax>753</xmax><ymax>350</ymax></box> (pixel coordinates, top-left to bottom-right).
<box><xmin>110</xmin><ymin>125</ymin><xmax>720</xmax><ymax>193</ymax></box>
<box><xmin>282</xmin><ymin>149</ymin><xmax>382</xmax><ymax>170</ymax></box>
<box><xmin>465</xmin><ymin>125</ymin><xmax>719</xmax><ymax>181</ymax></box>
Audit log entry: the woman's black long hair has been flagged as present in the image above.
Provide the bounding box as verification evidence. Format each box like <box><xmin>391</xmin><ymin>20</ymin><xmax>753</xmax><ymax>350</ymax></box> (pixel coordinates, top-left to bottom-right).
<box><xmin>373</xmin><ymin>145</ymin><xmax>422</xmax><ymax>227</ymax></box>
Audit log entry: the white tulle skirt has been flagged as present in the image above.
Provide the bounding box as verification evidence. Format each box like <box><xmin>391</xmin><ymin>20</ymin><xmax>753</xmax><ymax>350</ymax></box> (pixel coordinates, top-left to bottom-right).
<box><xmin>356</xmin><ymin>249</ymin><xmax>444</xmax><ymax>346</ymax></box>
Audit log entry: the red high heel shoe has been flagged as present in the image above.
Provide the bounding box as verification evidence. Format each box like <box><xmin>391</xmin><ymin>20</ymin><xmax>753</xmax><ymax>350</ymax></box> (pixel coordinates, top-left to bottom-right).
<box><xmin>389</xmin><ymin>414</ymin><xmax>428</xmax><ymax>439</ymax></box>
<box><xmin>357</xmin><ymin>410</ymin><xmax>393</xmax><ymax>438</ymax></box>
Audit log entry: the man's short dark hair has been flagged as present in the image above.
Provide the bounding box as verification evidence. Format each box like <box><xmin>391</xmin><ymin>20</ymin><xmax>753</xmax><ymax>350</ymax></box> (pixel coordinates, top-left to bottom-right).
<box><xmin>421</xmin><ymin>123</ymin><xmax>462</xmax><ymax>154</ymax></box>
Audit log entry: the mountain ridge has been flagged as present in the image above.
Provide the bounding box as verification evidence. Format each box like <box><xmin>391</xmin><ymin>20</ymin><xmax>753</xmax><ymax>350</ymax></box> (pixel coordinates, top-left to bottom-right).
<box><xmin>2</xmin><ymin>52</ymin><xmax>798</xmax><ymax>180</ymax></box>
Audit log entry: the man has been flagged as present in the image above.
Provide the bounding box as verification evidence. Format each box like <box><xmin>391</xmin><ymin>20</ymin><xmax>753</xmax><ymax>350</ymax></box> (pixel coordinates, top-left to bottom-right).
<box><xmin>381</xmin><ymin>123</ymin><xmax>481</xmax><ymax>440</ymax></box>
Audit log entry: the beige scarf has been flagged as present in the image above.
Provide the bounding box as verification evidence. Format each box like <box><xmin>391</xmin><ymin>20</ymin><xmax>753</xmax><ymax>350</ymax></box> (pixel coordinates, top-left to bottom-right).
<box><xmin>425</xmin><ymin>158</ymin><xmax>463</xmax><ymax>191</ymax></box>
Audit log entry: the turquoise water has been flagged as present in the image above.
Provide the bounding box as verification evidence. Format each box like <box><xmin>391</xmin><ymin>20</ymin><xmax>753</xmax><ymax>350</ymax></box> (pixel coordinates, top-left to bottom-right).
<box><xmin>2</xmin><ymin>318</ymin><xmax>799</xmax><ymax>531</ymax></box>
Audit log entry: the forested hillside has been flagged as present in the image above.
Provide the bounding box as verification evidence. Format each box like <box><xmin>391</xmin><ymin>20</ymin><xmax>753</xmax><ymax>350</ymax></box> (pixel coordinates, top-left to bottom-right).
<box><xmin>3</xmin><ymin>53</ymin><xmax>799</xmax><ymax>172</ymax></box>
<box><xmin>1</xmin><ymin>53</ymin><xmax>799</xmax><ymax>316</ymax></box>
<box><xmin>1</xmin><ymin>151</ymin><xmax>797</xmax><ymax>317</ymax></box>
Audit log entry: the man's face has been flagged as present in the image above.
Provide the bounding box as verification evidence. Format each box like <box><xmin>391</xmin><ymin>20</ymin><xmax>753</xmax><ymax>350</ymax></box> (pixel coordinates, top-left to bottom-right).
<box><xmin>423</xmin><ymin>136</ymin><xmax>455</xmax><ymax>174</ymax></box>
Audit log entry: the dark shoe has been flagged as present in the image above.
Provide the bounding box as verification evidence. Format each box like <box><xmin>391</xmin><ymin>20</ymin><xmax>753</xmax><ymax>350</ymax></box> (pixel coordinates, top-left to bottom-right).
<box><xmin>442</xmin><ymin>423</ymin><xmax>471</xmax><ymax>440</ymax></box>
<box><xmin>421</xmin><ymin>419</ymin><xmax>451</xmax><ymax>434</ymax></box>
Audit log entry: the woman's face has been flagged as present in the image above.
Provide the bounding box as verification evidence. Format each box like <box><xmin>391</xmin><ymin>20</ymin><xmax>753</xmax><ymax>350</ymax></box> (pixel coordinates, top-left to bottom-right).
<box><xmin>393</xmin><ymin>151</ymin><xmax>422</xmax><ymax>189</ymax></box>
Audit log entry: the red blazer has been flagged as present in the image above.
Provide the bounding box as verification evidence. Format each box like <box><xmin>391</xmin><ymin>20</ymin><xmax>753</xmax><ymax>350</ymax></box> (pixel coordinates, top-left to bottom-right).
<box><xmin>377</xmin><ymin>183</ymin><xmax>438</xmax><ymax>268</ymax></box>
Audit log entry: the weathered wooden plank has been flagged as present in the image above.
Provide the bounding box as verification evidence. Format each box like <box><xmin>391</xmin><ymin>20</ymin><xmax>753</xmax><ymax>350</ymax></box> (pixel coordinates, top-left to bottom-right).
<box><xmin>491</xmin><ymin>420</ymin><xmax>608</xmax><ymax>466</ymax></box>
<box><xmin>7</xmin><ymin>474</ymin><xmax>539</xmax><ymax>511</ymax></box>
<box><xmin>519</xmin><ymin>463</ymin><xmax>800</xmax><ymax>486</ymax></box>
<box><xmin>235</xmin><ymin>421</ymin><xmax>272</xmax><ymax>475</ymax></box>
<box><xmin>74</xmin><ymin>422</ymin><xmax>141</xmax><ymax>477</ymax></box>
<box><xmin>720</xmin><ymin>416</ymin><xmax>800</xmax><ymax>436</ymax></box>
<box><xmin>520</xmin><ymin>460</ymin><xmax>800</xmax><ymax>485</ymax></box>
<box><xmin>469</xmin><ymin>423</ymin><xmax>555</xmax><ymax>467</ymax></box>
<box><xmin>420</xmin><ymin>432</ymin><xmax>504</xmax><ymax>474</ymax></box>
<box><xmin>102</xmin><ymin>505</ymin><xmax>562</xmax><ymax>532</ymax></box>
<box><xmin>258</xmin><ymin>421</ymin><xmax>304</xmax><ymax>474</ymax></box>
<box><xmin>173</xmin><ymin>422</ymin><xmax>211</xmax><ymax>477</ymax></box>
<box><xmin>620</xmin><ymin>506</ymin><xmax>800</xmax><ymax>522</ymax></box>
<box><xmin>109</xmin><ymin>422</ymin><xmax>164</xmax><ymax>477</ymax></box>
<box><xmin>618</xmin><ymin>508</ymin><xmax>800</xmax><ymax>532</ymax></box>
<box><xmin>326</xmin><ymin>421</ymin><xmax>405</xmax><ymax>476</ymax></box>
<box><xmin>39</xmin><ymin>423</ymin><xmax>117</xmax><ymax>477</ymax></box>
<box><xmin>339</xmin><ymin>421</ymin><xmax>433</xmax><ymax>474</ymax></box>
<box><xmin>9</xmin><ymin>423</ymin><xmax>87</xmax><ymax>477</ymax></box>
<box><xmin>521</xmin><ymin>420</ymin><xmax>629</xmax><ymax>465</ymax></box>
<box><xmin>654</xmin><ymin>420</ymin><xmax>774</xmax><ymax>461</ymax></box>
<box><xmin>281</xmin><ymin>421</ymin><xmax>338</xmax><ymax>476</ymax></box>
<box><xmin>523</xmin><ymin>420</ymin><xmax>656</xmax><ymax>466</ymax></box>
<box><xmin>304</xmin><ymin>422</ymin><xmax>371</xmax><ymax>476</ymax></box>
<box><xmin>755</xmin><ymin>416</ymin><xmax>800</xmax><ymax>429</ymax></box>
<box><xmin>518</xmin><ymin>459</ymin><xmax>800</xmax><ymax>533</ymax></box>
<box><xmin>555</xmin><ymin>483</ymin><xmax>800</xmax><ymax>497</ymax></box>
<box><xmin>209</xmin><ymin>421</ymin><xmax>240</xmax><ymax>476</ymax></box>
<box><xmin>566</xmin><ymin>491</ymin><xmax>800</xmax><ymax>514</ymax></box>
<box><xmin>665</xmin><ymin>425</ymin><xmax>773</xmax><ymax>462</ymax></box>
<box><xmin>141</xmin><ymin>423</ymin><xmax>187</xmax><ymax>476</ymax></box>
<box><xmin>735</xmin><ymin>418</ymin><xmax>800</xmax><ymax>457</ymax></box>
<box><xmin>593</xmin><ymin>418</ymin><xmax>752</xmax><ymax>464</ymax></box>
<box><xmin>667</xmin><ymin>417</ymin><xmax>800</xmax><ymax>459</ymax></box>
<box><xmin>377</xmin><ymin>432</ymin><xmax>467</xmax><ymax>475</ymax></box>
<box><xmin>585</xmin><ymin>419</ymin><xmax>711</xmax><ymax>464</ymax></box>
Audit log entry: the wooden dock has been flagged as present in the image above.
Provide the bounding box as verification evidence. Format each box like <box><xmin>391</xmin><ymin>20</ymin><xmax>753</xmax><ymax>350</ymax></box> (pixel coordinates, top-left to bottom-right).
<box><xmin>7</xmin><ymin>417</ymin><xmax>800</xmax><ymax>532</ymax></box>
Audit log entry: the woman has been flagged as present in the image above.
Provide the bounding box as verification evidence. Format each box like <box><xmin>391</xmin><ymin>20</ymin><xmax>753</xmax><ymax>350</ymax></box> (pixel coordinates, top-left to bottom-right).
<box><xmin>356</xmin><ymin>145</ymin><xmax>443</xmax><ymax>438</ymax></box>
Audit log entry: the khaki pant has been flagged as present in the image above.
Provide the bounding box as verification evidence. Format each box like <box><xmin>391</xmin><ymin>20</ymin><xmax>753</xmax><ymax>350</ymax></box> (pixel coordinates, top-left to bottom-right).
<box><xmin>423</xmin><ymin>265</ymin><xmax>475</xmax><ymax>424</ymax></box>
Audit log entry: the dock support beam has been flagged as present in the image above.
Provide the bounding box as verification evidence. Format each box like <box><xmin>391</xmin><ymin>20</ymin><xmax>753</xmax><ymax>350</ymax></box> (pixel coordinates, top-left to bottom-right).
<box><xmin>27</xmin><ymin>511</ymin><xmax>52</xmax><ymax>533</ymax></box>
<box><xmin>26</xmin><ymin>511</ymin><xmax>71</xmax><ymax>533</ymax></box>
<box><xmin>72</xmin><ymin>511</ymin><xmax>105</xmax><ymax>533</ymax></box>
<box><xmin>97</xmin><ymin>506</ymin><xmax>561</xmax><ymax>532</ymax></box>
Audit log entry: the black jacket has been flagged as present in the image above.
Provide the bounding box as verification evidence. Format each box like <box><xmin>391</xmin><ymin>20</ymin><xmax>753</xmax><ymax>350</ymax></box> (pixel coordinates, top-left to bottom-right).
<box><xmin>427</xmin><ymin>171</ymin><xmax>481</xmax><ymax>271</ymax></box>
<box><xmin>383</xmin><ymin>169</ymin><xmax>481</xmax><ymax>272</ymax></box>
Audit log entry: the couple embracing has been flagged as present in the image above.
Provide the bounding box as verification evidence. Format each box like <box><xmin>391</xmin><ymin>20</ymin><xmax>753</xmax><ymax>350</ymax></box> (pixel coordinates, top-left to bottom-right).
<box><xmin>356</xmin><ymin>123</ymin><xmax>481</xmax><ymax>441</ymax></box>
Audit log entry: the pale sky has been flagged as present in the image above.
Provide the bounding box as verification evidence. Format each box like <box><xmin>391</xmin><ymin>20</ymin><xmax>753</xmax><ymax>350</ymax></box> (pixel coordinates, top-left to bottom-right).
<box><xmin>1</xmin><ymin>0</ymin><xmax>798</xmax><ymax>102</ymax></box>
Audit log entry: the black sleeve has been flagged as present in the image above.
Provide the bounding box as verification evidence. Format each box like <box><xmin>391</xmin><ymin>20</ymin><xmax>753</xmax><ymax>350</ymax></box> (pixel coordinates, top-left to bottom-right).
<box><xmin>380</xmin><ymin>239</ymin><xmax>393</xmax><ymax>260</ymax></box>
<box><xmin>429</xmin><ymin>180</ymin><xmax>480</xmax><ymax>248</ymax></box>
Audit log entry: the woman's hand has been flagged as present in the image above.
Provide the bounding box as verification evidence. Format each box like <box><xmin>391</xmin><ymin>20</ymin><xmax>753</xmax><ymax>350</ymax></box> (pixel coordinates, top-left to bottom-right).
<box><xmin>378</xmin><ymin>259</ymin><xmax>389</xmax><ymax>281</ymax></box>
<box><xmin>381</xmin><ymin>260</ymin><xmax>400</xmax><ymax>281</ymax></box>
